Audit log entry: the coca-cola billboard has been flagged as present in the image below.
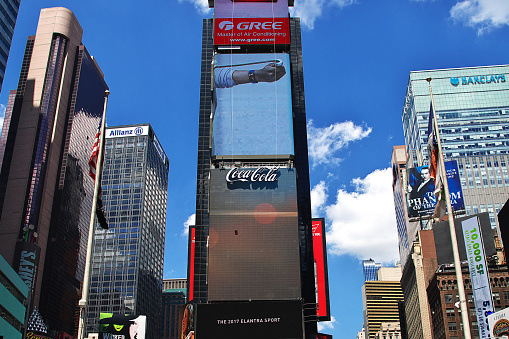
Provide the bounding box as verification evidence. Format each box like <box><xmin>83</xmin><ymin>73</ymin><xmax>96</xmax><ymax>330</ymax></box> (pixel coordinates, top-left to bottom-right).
<box><xmin>208</xmin><ymin>168</ymin><xmax>300</xmax><ymax>302</ymax></box>
<box><xmin>226</xmin><ymin>167</ymin><xmax>279</xmax><ymax>183</ymax></box>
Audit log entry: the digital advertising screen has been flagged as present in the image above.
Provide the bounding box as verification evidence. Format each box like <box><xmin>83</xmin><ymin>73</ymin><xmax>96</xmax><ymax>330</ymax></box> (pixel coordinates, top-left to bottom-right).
<box><xmin>212</xmin><ymin>53</ymin><xmax>294</xmax><ymax>159</ymax></box>
<box><xmin>214</xmin><ymin>0</ymin><xmax>289</xmax><ymax>18</ymax></box>
<box><xmin>208</xmin><ymin>167</ymin><xmax>301</xmax><ymax>301</ymax></box>
<box><xmin>214</xmin><ymin>17</ymin><xmax>290</xmax><ymax>45</ymax></box>
<box><xmin>433</xmin><ymin>212</ymin><xmax>496</xmax><ymax>265</ymax></box>
<box><xmin>195</xmin><ymin>300</ymin><xmax>304</xmax><ymax>339</ymax></box>
<box><xmin>406</xmin><ymin>160</ymin><xmax>464</xmax><ymax>218</ymax></box>
<box><xmin>98</xmin><ymin>313</ymin><xmax>146</xmax><ymax>339</ymax></box>
<box><xmin>187</xmin><ymin>226</ymin><xmax>195</xmax><ymax>302</ymax></box>
<box><xmin>312</xmin><ymin>218</ymin><xmax>331</xmax><ymax>321</ymax></box>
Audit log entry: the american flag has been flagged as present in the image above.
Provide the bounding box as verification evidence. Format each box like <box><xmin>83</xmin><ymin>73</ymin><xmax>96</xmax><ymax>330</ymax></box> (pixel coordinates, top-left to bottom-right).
<box><xmin>89</xmin><ymin>120</ymin><xmax>108</xmax><ymax>229</ymax></box>
<box><xmin>89</xmin><ymin>121</ymin><xmax>101</xmax><ymax>180</ymax></box>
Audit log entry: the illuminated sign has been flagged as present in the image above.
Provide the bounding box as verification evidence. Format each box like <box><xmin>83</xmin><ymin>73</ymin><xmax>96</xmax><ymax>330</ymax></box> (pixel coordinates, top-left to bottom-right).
<box><xmin>312</xmin><ymin>218</ymin><xmax>331</xmax><ymax>321</ymax></box>
<box><xmin>226</xmin><ymin>167</ymin><xmax>279</xmax><ymax>183</ymax></box>
<box><xmin>450</xmin><ymin>74</ymin><xmax>506</xmax><ymax>86</ymax></box>
<box><xmin>106</xmin><ymin>126</ymin><xmax>148</xmax><ymax>138</ymax></box>
<box><xmin>188</xmin><ymin>227</ymin><xmax>195</xmax><ymax>301</ymax></box>
<box><xmin>214</xmin><ymin>0</ymin><xmax>288</xmax><ymax>18</ymax></box>
<box><xmin>214</xmin><ymin>18</ymin><xmax>290</xmax><ymax>45</ymax></box>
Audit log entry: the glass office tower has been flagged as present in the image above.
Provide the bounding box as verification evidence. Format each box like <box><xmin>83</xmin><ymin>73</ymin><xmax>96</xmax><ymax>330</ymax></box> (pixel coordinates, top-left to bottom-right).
<box><xmin>0</xmin><ymin>0</ymin><xmax>21</xmax><ymax>92</ymax></box>
<box><xmin>0</xmin><ymin>8</ymin><xmax>109</xmax><ymax>336</ymax></box>
<box><xmin>85</xmin><ymin>124</ymin><xmax>169</xmax><ymax>339</ymax></box>
<box><xmin>402</xmin><ymin>65</ymin><xmax>509</xmax><ymax>231</ymax></box>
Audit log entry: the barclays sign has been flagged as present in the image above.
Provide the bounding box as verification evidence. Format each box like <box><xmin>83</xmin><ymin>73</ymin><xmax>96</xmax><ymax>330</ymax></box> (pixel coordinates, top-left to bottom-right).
<box><xmin>450</xmin><ymin>74</ymin><xmax>506</xmax><ymax>86</ymax></box>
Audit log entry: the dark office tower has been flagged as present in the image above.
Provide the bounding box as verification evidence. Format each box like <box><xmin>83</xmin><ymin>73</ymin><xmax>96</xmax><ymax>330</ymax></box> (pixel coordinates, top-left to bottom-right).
<box><xmin>85</xmin><ymin>125</ymin><xmax>169</xmax><ymax>339</ymax></box>
<box><xmin>0</xmin><ymin>7</ymin><xmax>108</xmax><ymax>337</ymax></box>
<box><xmin>0</xmin><ymin>0</ymin><xmax>21</xmax><ymax>92</ymax></box>
<box><xmin>189</xmin><ymin>1</ymin><xmax>320</xmax><ymax>338</ymax></box>
<box><xmin>161</xmin><ymin>279</ymin><xmax>187</xmax><ymax>339</ymax></box>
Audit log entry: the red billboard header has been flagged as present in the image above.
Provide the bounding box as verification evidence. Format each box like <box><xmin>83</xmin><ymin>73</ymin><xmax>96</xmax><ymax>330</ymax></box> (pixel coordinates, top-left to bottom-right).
<box><xmin>312</xmin><ymin>218</ymin><xmax>331</xmax><ymax>321</ymax></box>
<box><xmin>214</xmin><ymin>18</ymin><xmax>290</xmax><ymax>46</ymax></box>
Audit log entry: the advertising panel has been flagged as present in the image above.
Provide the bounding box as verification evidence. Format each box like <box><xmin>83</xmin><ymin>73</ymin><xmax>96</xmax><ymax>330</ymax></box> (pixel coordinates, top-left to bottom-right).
<box><xmin>212</xmin><ymin>53</ymin><xmax>294</xmax><ymax>159</ymax></box>
<box><xmin>433</xmin><ymin>212</ymin><xmax>496</xmax><ymax>265</ymax></box>
<box><xmin>195</xmin><ymin>300</ymin><xmax>304</xmax><ymax>339</ymax></box>
<box><xmin>208</xmin><ymin>167</ymin><xmax>301</xmax><ymax>301</ymax></box>
<box><xmin>13</xmin><ymin>241</ymin><xmax>40</xmax><ymax>309</ymax></box>
<box><xmin>214</xmin><ymin>0</ymin><xmax>289</xmax><ymax>18</ymax></box>
<box><xmin>488</xmin><ymin>307</ymin><xmax>509</xmax><ymax>338</ymax></box>
<box><xmin>462</xmin><ymin>216</ymin><xmax>493</xmax><ymax>339</ymax></box>
<box><xmin>98</xmin><ymin>313</ymin><xmax>146</xmax><ymax>339</ymax></box>
<box><xmin>406</xmin><ymin>160</ymin><xmax>464</xmax><ymax>218</ymax></box>
<box><xmin>214</xmin><ymin>17</ymin><xmax>290</xmax><ymax>45</ymax></box>
<box><xmin>311</xmin><ymin>218</ymin><xmax>331</xmax><ymax>321</ymax></box>
<box><xmin>187</xmin><ymin>226</ymin><xmax>195</xmax><ymax>302</ymax></box>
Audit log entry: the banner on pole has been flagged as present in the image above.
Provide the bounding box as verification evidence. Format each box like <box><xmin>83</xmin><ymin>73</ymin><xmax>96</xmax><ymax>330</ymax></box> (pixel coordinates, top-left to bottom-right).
<box><xmin>462</xmin><ymin>216</ymin><xmax>494</xmax><ymax>338</ymax></box>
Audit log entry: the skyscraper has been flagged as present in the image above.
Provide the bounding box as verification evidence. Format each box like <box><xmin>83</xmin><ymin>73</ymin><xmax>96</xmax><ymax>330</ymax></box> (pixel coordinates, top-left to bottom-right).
<box><xmin>402</xmin><ymin>65</ymin><xmax>509</xmax><ymax>230</ymax></box>
<box><xmin>161</xmin><ymin>278</ymin><xmax>187</xmax><ymax>339</ymax></box>
<box><xmin>85</xmin><ymin>124</ymin><xmax>169</xmax><ymax>339</ymax></box>
<box><xmin>0</xmin><ymin>7</ymin><xmax>108</xmax><ymax>336</ymax></box>
<box><xmin>189</xmin><ymin>0</ymin><xmax>321</xmax><ymax>337</ymax></box>
<box><xmin>361</xmin><ymin>266</ymin><xmax>403</xmax><ymax>339</ymax></box>
<box><xmin>0</xmin><ymin>0</ymin><xmax>21</xmax><ymax>92</ymax></box>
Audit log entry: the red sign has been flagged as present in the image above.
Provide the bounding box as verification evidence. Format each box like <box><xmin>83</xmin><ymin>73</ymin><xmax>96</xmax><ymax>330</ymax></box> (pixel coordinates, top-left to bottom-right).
<box><xmin>312</xmin><ymin>218</ymin><xmax>331</xmax><ymax>321</ymax></box>
<box><xmin>188</xmin><ymin>227</ymin><xmax>195</xmax><ymax>301</ymax></box>
<box><xmin>214</xmin><ymin>17</ymin><xmax>290</xmax><ymax>45</ymax></box>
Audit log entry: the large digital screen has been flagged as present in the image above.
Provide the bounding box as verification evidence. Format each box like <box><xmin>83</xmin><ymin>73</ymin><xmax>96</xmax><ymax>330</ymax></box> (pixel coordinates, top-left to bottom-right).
<box><xmin>406</xmin><ymin>160</ymin><xmax>464</xmax><ymax>218</ymax></box>
<box><xmin>208</xmin><ymin>167</ymin><xmax>301</xmax><ymax>301</ymax></box>
<box><xmin>214</xmin><ymin>0</ymin><xmax>289</xmax><ymax>18</ymax></box>
<box><xmin>195</xmin><ymin>300</ymin><xmax>304</xmax><ymax>339</ymax></box>
<box><xmin>187</xmin><ymin>226</ymin><xmax>195</xmax><ymax>302</ymax></box>
<box><xmin>212</xmin><ymin>53</ymin><xmax>294</xmax><ymax>159</ymax></box>
<box><xmin>433</xmin><ymin>212</ymin><xmax>496</xmax><ymax>265</ymax></box>
<box><xmin>312</xmin><ymin>218</ymin><xmax>331</xmax><ymax>321</ymax></box>
<box><xmin>98</xmin><ymin>313</ymin><xmax>146</xmax><ymax>339</ymax></box>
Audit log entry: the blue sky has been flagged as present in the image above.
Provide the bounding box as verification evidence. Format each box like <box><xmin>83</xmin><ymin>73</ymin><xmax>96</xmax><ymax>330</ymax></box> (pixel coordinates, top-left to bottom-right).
<box><xmin>1</xmin><ymin>0</ymin><xmax>508</xmax><ymax>337</ymax></box>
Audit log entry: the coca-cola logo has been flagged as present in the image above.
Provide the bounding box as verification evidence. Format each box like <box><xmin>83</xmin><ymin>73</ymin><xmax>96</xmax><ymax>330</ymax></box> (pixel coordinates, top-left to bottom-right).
<box><xmin>226</xmin><ymin>167</ymin><xmax>279</xmax><ymax>183</ymax></box>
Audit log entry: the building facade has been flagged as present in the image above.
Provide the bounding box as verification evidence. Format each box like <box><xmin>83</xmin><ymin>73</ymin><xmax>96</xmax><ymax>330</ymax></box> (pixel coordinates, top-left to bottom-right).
<box><xmin>427</xmin><ymin>266</ymin><xmax>509</xmax><ymax>339</ymax></box>
<box><xmin>402</xmin><ymin>65</ymin><xmax>509</xmax><ymax>232</ymax></box>
<box><xmin>362</xmin><ymin>274</ymin><xmax>404</xmax><ymax>339</ymax></box>
<box><xmin>189</xmin><ymin>1</ymin><xmax>319</xmax><ymax>337</ymax></box>
<box><xmin>0</xmin><ymin>253</ymin><xmax>28</xmax><ymax>339</ymax></box>
<box><xmin>85</xmin><ymin>125</ymin><xmax>169</xmax><ymax>339</ymax></box>
<box><xmin>0</xmin><ymin>0</ymin><xmax>21</xmax><ymax>92</ymax></box>
<box><xmin>0</xmin><ymin>7</ymin><xmax>108</xmax><ymax>336</ymax></box>
<box><xmin>161</xmin><ymin>278</ymin><xmax>187</xmax><ymax>339</ymax></box>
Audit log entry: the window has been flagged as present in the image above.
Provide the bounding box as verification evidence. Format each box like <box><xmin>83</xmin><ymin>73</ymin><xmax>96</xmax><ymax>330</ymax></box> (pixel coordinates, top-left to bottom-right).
<box><xmin>448</xmin><ymin>322</ymin><xmax>457</xmax><ymax>331</ymax></box>
<box><xmin>445</xmin><ymin>294</ymin><xmax>453</xmax><ymax>303</ymax></box>
<box><xmin>446</xmin><ymin>308</ymin><xmax>455</xmax><ymax>317</ymax></box>
<box><xmin>493</xmin><ymin>292</ymin><xmax>500</xmax><ymax>300</ymax></box>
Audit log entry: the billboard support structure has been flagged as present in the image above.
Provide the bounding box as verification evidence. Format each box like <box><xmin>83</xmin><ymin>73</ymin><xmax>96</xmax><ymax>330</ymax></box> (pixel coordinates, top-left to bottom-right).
<box><xmin>428</xmin><ymin>77</ymin><xmax>471</xmax><ymax>339</ymax></box>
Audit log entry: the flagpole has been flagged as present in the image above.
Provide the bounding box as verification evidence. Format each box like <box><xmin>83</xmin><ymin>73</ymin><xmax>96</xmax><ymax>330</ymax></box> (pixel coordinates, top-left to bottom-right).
<box><xmin>427</xmin><ymin>78</ymin><xmax>471</xmax><ymax>339</ymax></box>
<box><xmin>77</xmin><ymin>90</ymin><xmax>109</xmax><ymax>339</ymax></box>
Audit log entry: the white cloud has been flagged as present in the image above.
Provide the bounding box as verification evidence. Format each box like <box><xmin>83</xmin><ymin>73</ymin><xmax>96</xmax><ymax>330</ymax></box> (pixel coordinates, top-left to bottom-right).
<box><xmin>290</xmin><ymin>0</ymin><xmax>356</xmax><ymax>29</ymax></box>
<box><xmin>178</xmin><ymin>0</ymin><xmax>211</xmax><ymax>15</ymax></box>
<box><xmin>311</xmin><ymin>181</ymin><xmax>328</xmax><ymax>217</ymax></box>
<box><xmin>182</xmin><ymin>213</ymin><xmax>196</xmax><ymax>236</ymax></box>
<box><xmin>325</xmin><ymin>168</ymin><xmax>399</xmax><ymax>264</ymax></box>
<box><xmin>317</xmin><ymin>316</ymin><xmax>336</xmax><ymax>331</ymax></box>
<box><xmin>450</xmin><ymin>0</ymin><xmax>509</xmax><ymax>34</ymax></box>
<box><xmin>307</xmin><ymin>120</ymin><xmax>372</xmax><ymax>168</ymax></box>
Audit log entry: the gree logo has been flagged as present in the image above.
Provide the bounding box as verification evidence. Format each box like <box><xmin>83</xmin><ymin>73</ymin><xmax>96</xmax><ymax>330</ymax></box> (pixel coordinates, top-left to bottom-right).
<box><xmin>218</xmin><ymin>21</ymin><xmax>234</xmax><ymax>31</ymax></box>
